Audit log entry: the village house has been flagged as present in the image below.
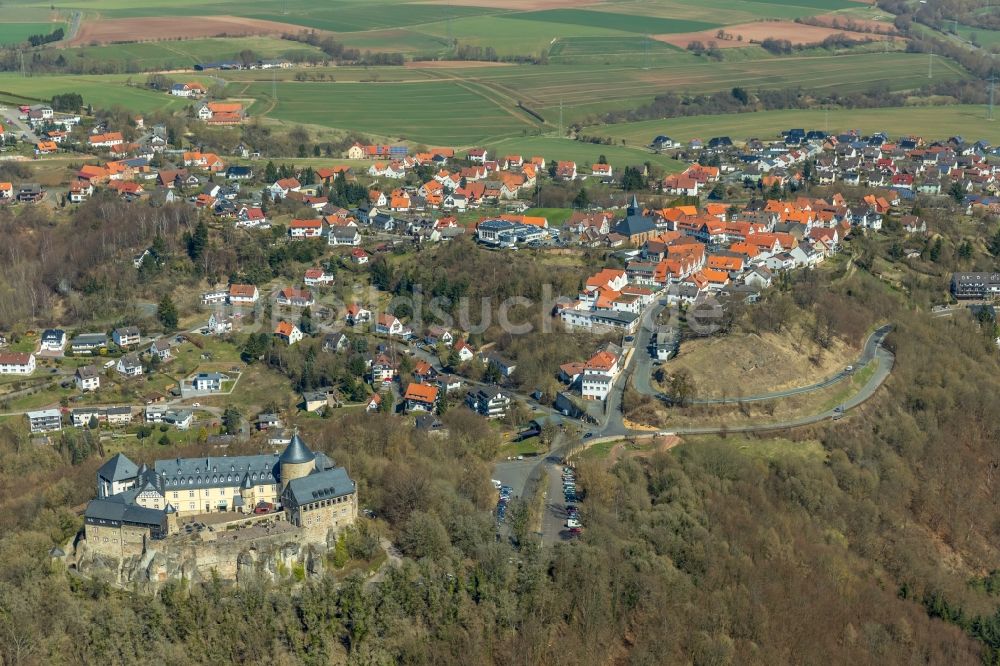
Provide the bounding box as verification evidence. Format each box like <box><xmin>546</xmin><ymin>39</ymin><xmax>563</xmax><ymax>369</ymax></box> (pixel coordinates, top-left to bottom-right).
<box><xmin>276</xmin><ymin>288</ymin><xmax>315</xmax><ymax>308</ymax></box>
<box><xmin>75</xmin><ymin>365</ymin><xmax>101</xmax><ymax>391</ymax></box>
<box><xmin>149</xmin><ymin>339</ymin><xmax>172</xmax><ymax>361</ymax></box>
<box><xmin>274</xmin><ymin>321</ymin><xmax>303</xmax><ymax>345</ymax></box>
<box><xmin>465</xmin><ymin>386</ymin><xmax>511</xmax><ymax>419</ymax></box>
<box><xmin>112</xmin><ymin>326</ymin><xmax>141</xmax><ymax>348</ymax></box>
<box><xmin>403</xmin><ymin>383</ymin><xmax>439</xmax><ymax>413</ymax></box>
<box><xmin>116</xmin><ymin>353</ymin><xmax>144</xmax><ymax>378</ymax></box>
<box><xmin>40</xmin><ymin>328</ymin><xmax>66</xmax><ymax>351</ymax></box>
<box><xmin>0</xmin><ymin>352</ymin><xmax>35</xmax><ymax>375</ymax></box>
<box><xmin>346</xmin><ymin>303</ymin><xmax>372</xmax><ymax>326</ymax></box>
<box><xmin>229</xmin><ymin>284</ymin><xmax>259</xmax><ymax>305</ymax></box>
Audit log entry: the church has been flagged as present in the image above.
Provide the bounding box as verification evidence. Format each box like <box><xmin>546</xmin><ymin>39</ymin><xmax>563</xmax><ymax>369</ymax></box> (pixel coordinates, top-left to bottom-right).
<box><xmin>83</xmin><ymin>435</ymin><xmax>357</xmax><ymax>558</ymax></box>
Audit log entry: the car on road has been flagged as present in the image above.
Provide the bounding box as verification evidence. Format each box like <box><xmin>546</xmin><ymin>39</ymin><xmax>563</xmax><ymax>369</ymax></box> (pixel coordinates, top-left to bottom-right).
<box><xmin>844</xmin><ymin>365</ymin><xmax>854</xmax><ymax>373</ymax></box>
<box><xmin>491</xmin><ymin>479</ymin><xmax>502</xmax><ymax>489</ymax></box>
<box><xmin>582</xmin><ymin>432</ymin><xmax>594</xmax><ymax>440</ymax></box>
<box><xmin>192</xmin><ymin>402</ymin><xmax>201</xmax><ymax>407</ymax></box>
<box><xmin>624</xmin><ymin>336</ymin><xmax>635</xmax><ymax>343</ymax></box>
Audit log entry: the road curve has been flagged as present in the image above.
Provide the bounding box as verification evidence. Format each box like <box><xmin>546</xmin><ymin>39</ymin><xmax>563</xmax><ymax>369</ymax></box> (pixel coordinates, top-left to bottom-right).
<box><xmin>638</xmin><ymin>324</ymin><xmax>894</xmax><ymax>406</ymax></box>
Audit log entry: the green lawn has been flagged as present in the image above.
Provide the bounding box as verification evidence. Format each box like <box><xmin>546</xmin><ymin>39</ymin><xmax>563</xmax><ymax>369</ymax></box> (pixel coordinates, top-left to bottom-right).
<box><xmin>588</xmin><ymin>104</ymin><xmax>1000</xmax><ymax>146</ymax></box>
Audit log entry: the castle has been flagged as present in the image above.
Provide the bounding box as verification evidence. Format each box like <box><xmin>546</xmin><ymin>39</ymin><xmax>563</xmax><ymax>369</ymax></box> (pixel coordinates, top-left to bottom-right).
<box><xmin>83</xmin><ymin>434</ymin><xmax>357</xmax><ymax>560</ymax></box>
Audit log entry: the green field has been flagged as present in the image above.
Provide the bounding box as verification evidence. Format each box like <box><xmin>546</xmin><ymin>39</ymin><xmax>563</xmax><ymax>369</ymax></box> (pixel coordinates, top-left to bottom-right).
<box><xmin>61</xmin><ymin>37</ymin><xmax>324</xmax><ymax>71</ymax></box>
<box><xmin>587</xmin><ymin>104</ymin><xmax>1000</xmax><ymax>146</ymax></box>
<box><xmin>508</xmin><ymin>9</ymin><xmax>719</xmax><ymax>34</ymax></box>
<box><xmin>0</xmin><ymin>73</ymin><xmax>198</xmax><ymax>113</ymax></box>
<box><xmin>483</xmin><ymin>136</ymin><xmax>685</xmax><ymax>171</ymax></box>
<box><xmin>0</xmin><ymin>22</ymin><xmax>64</xmax><ymax>46</ymax></box>
<box><xmin>240</xmin><ymin>79</ymin><xmax>540</xmax><ymax>145</ymax></box>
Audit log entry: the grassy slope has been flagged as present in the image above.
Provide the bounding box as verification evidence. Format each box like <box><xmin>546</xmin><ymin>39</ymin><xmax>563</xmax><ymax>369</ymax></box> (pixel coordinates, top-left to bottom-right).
<box><xmin>587</xmin><ymin>104</ymin><xmax>1000</xmax><ymax>145</ymax></box>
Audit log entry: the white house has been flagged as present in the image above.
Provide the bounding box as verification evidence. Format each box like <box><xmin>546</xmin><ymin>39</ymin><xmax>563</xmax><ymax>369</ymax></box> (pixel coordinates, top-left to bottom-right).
<box><xmin>75</xmin><ymin>365</ymin><xmax>101</xmax><ymax>391</ymax></box>
<box><xmin>27</xmin><ymin>409</ymin><xmax>62</xmax><ymax>433</ymax></box>
<box><xmin>275</xmin><ymin>321</ymin><xmax>303</xmax><ymax>345</ymax></box>
<box><xmin>116</xmin><ymin>353</ymin><xmax>144</xmax><ymax>377</ymax></box>
<box><xmin>112</xmin><ymin>326</ymin><xmax>141</xmax><ymax>347</ymax></box>
<box><xmin>193</xmin><ymin>372</ymin><xmax>225</xmax><ymax>392</ymax></box>
<box><xmin>39</xmin><ymin>329</ymin><xmax>66</xmax><ymax>351</ymax></box>
<box><xmin>375</xmin><ymin>314</ymin><xmax>405</xmax><ymax>337</ymax></box>
<box><xmin>0</xmin><ymin>352</ymin><xmax>35</xmax><ymax>375</ymax></box>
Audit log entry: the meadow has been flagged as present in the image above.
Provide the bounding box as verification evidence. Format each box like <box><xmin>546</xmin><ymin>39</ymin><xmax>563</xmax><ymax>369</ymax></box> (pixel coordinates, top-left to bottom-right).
<box><xmin>482</xmin><ymin>136</ymin><xmax>685</xmax><ymax>171</ymax></box>
<box><xmin>61</xmin><ymin>37</ymin><xmax>324</xmax><ymax>71</ymax></box>
<box><xmin>0</xmin><ymin>73</ymin><xmax>200</xmax><ymax>113</ymax></box>
<box><xmin>0</xmin><ymin>22</ymin><xmax>64</xmax><ymax>46</ymax></box>
<box><xmin>240</xmin><ymin>79</ymin><xmax>541</xmax><ymax>145</ymax></box>
<box><xmin>587</xmin><ymin>104</ymin><xmax>1000</xmax><ymax>145</ymax></box>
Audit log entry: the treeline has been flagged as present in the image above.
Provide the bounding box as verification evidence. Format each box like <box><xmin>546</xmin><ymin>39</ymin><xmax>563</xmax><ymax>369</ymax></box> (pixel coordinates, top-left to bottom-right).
<box><xmin>27</xmin><ymin>27</ymin><xmax>63</xmax><ymax>47</ymax></box>
<box><xmin>595</xmin><ymin>79</ymin><xmax>992</xmax><ymax>125</ymax></box>
<box><xmin>282</xmin><ymin>31</ymin><xmax>404</xmax><ymax>66</ymax></box>
<box><xmin>412</xmin><ymin>42</ymin><xmax>547</xmax><ymax>65</ymax></box>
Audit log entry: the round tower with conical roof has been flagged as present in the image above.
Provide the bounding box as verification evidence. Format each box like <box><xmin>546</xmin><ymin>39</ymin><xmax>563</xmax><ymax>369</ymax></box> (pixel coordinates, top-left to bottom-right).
<box><xmin>279</xmin><ymin>433</ymin><xmax>315</xmax><ymax>493</ymax></box>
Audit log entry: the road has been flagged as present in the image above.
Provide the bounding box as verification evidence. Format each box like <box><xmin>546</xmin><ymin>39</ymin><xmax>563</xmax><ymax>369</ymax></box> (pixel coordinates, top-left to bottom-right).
<box><xmin>0</xmin><ymin>107</ymin><xmax>39</xmax><ymax>144</ymax></box>
<box><xmin>635</xmin><ymin>324</ymin><xmax>894</xmax><ymax>405</ymax></box>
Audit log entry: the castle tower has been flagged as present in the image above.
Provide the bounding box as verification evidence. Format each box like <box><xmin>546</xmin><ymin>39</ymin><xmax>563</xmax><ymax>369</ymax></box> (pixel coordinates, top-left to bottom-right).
<box><xmin>279</xmin><ymin>433</ymin><xmax>316</xmax><ymax>493</ymax></box>
<box><xmin>164</xmin><ymin>503</ymin><xmax>179</xmax><ymax>535</ymax></box>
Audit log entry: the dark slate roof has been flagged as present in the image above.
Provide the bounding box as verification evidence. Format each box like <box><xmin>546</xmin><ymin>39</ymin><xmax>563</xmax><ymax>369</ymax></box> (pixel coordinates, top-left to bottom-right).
<box><xmin>279</xmin><ymin>434</ymin><xmax>315</xmax><ymax>464</ymax></box>
<box><xmin>84</xmin><ymin>495</ymin><xmax>165</xmax><ymax>528</ymax></box>
<box><xmin>97</xmin><ymin>453</ymin><xmax>139</xmax><ymax>483</ymax></box>
<box><xmin>615</xmin><ymin>212</ymin><xmax>657</xmax><ymax>238</ymax></box>
<box><xmin>283</xmin><ymin>467</ymin><xmax>354</xmax><ymax>507</ymax></box>
<box><xmin>154</xmin><ymin>454</ymin><xmax>279</xmax><ymax>491</ymax></box>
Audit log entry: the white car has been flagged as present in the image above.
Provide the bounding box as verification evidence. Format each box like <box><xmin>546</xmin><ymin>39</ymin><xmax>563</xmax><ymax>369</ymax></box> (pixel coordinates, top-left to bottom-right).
<box><xmin>491</xmin><ymin>479</ymin><xmax>502</xmax><ymax>489</ymax></box>
<box><xmin>566</xmin><ymin>518</ymin><xmax>581</xmax><ymax>528</ymax></box>
<box><xmin>192</xmin><ymin>402</ymin><xmax>201</xmax><ymax>407</ymax></box>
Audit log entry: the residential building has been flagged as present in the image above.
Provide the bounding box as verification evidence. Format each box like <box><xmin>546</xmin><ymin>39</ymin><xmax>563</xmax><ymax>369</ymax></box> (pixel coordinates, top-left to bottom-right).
<box><xmin>149</xmin><ymin>339</ymin><xmax>172</xmax><ymax>361</ymax></box>
<box><xmin>27</xmin><ymin>409</ymin><xmax>62</xmax><ymax>433</ymax></box>
<box><xmin>39</xmin><ymin>328</ymin><xmax>66</xmax><ymax>351</ymax></box>
<box><xmin>229</xmin><ymin>284</ymin><xmax>259</xmax><ymax>305</ymax></box>
<box><xmin>0</xmin><ymin>352</ymin><xmax>35</xmax><ymax>375</ymax></box>
<box><xmin>112</xmin><ymin>326</ymin><xmax>141</xmax><ymax>347</ymax></box>
<box><xmin>403</xmin><ymin>382</ymin><xmax>439</xmax><ymax>413</ymax></box>
<box><xmin>275</xmin><ymin>321</ymin><xmax>303</xmax><ymax>345</ymax></box>
<box><xmin>193</xmin><ymin>372</ymin><xmax>225</xmax><ymax>392</ymax></box>
<box><xmin>952</xmin><ymin>272</ymin><xmax>1000</xmax><ymax>299</ymax></box>
<box><xmin>465</xmin><ymin>386</ymin><xmax>511</xmax><ymax>419</ymax></box>
<box><xmin>75</xmin><ymin>365</ymin><xmax>101</xmax><ymax>391</ymax></box>
<box><xmin>116</xmin><ymin>353</ymin><xmax>144</xmax><ymax>377</ymax></box>
<box><xmin>71</xmin><ymin>333</ymin><xmax>108</xmax><ymax>354</ymax></box>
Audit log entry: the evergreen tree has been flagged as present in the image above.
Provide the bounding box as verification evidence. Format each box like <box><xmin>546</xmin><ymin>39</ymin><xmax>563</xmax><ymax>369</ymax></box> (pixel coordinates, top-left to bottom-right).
<box><xmin>157</xmin><ymin>294</ymin><xmax>178</xmax><ymax>331</ymax></box>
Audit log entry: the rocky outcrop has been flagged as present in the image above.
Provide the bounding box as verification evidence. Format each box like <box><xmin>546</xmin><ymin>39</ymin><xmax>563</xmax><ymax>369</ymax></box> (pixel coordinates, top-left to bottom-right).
<box><xmin>75</xmin><ymin>531</ymin><xmax>329</xmax><ymax>591</ymax></box>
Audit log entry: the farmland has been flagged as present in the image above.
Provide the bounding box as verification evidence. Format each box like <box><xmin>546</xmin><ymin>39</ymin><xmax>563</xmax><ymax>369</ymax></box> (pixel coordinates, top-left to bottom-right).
<box><xmin>238</xmin><ymin>79</ymin><xmax>541</xmax><ymax>145</ymax></box>
<box><xmin>585</xmin><ymin>104</ymin><xmax>1000</xmax><ymax>146</ymax></box>
<box><xmin>0</xmin><ymin>73</ymin><xmax>200</xmax><ymax>113</ymax></box>
<box><xmin>59</xmin><ymin>38</ymin><xmax>325</xmax><ymax>71</ymax></box>
<box><xmin>0</xmin><ymin>22</ymin><xmax>64</xmax><ymax>46</ymax></box>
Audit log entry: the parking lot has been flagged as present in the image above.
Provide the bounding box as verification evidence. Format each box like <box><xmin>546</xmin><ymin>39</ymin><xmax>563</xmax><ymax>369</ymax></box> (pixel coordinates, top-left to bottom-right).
<box><xmin>541</xmin><ymin>462</ymin><xmax>582</xmax><ymax>543</ymax></box>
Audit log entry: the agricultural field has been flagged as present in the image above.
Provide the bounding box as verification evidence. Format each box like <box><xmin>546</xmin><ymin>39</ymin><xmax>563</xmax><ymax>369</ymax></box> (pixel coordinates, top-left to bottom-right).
<box><xmin>507</xmin><ymin>9</ymin><xmax>720</xmax><ymax>35</ymax></box>
<box><xmin>483</xmin><ymin>136</ymin><xmax>685</xmax><ymax>171</ymax></box>
<box><xmin>239</xmin><ymin>79</ymin><xmax>541</xmax><ymax>145</ymax></box>
<box><xmin>0</xmin><ymin>73</ymin><xmax>199</xmax><ymax>113</ymax></box>
<box><xmin>587</xmin><ymin>104</ymin><xmax>1000</xmax><ymax>146</ymax></box>
<box><xmin>60</xmin><ymin>37</ymin><xmax>325</xmax><ymax>71</ymax></box>
<box><xmin>0</xmin><ymin>22</ymin><xmax>64</xmax><ymax>46</ymax></box>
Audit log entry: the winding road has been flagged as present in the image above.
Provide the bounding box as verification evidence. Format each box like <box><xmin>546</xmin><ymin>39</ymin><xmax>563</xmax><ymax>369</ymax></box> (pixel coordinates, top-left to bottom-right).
<box><xmin>635</xmin><ymin>323</ymin><xmax>894</xmax><ymax>406</ymax></box>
